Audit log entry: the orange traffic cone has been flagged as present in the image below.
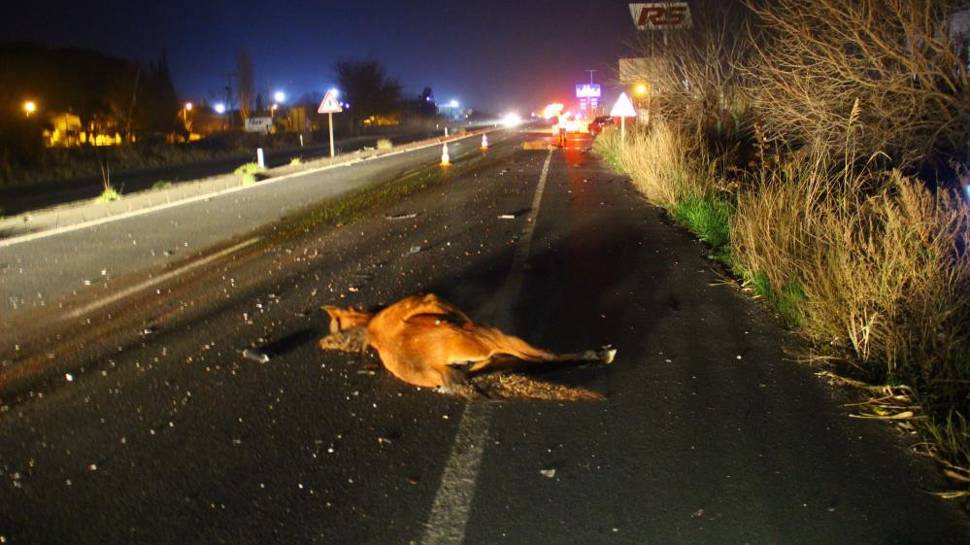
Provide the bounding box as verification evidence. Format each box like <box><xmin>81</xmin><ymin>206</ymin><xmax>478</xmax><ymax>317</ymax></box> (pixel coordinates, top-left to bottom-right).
<box><xmin>481</xmin><ymin>134</ymin><xmax>489</xmax><ymax>150</ymax></box>
<box><xmin>441</xmin><ymin>143</ymin><xmax>451</xmax><ymax>166</ymax></box>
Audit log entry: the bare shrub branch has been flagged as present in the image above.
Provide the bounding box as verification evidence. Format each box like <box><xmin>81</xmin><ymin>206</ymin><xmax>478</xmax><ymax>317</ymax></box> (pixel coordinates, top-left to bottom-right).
<box><xmin>744</xmin><ymin>0</ymin><xmax>970</xmax><ymax>168</ymax></box>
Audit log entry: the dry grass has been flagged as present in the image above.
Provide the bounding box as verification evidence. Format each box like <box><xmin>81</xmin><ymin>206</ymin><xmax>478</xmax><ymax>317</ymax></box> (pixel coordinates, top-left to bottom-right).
<box><xmin>732</xmin><ymin>143</ymin><xmax>970</xmax><ymax>394</ymax></box>
<box><xmin>598</xmin><ymin>0</ymin><xmax>970</xmax><ymax>500</ymax></box>
<box><xmin>607</xmin><ymin>124</ymin><xmax>714</xmax><ymax>207</ymax></box>
<box><xmin>597</xmin><ymin>120</ymin><xmax>970</xmax><ymax>488</ymax></box>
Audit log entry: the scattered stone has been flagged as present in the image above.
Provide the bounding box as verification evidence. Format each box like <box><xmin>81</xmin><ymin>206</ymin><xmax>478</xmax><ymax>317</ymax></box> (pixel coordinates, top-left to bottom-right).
<box><xmin>691</xmin><ymin>508</ymin><xmax>704</xmax><ymax>519</ymax></box>
<box><xmin>539</xmin><ymin>468</ymin><xmax>556</xmax><ymax>478</ymax></box>
<box><xmin>242</xmin><ymin>349</ymin><xmax>270</xmax><ymax>364</ymax></box>
<box><xmin>385</xmin><ymin>213</ymin><xmax>418</xmax><ymax>221</ymax></box>
<box><xmin>498</xmin><ymin>214</ymin><xmax>516</xmax><ymax>219</ymax></box>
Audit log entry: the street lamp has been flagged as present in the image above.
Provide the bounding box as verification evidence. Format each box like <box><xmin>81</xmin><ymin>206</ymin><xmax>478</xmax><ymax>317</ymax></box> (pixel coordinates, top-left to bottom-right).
<box><xmin>23</xmin><ymin>100</ymin><xmax>36</xmax><ymax>117</ymax></box>
<box><xmin>182</xmin><ymin>102</ymin><xmax>193</xmax><ymax>131</ymax></box>
<box><xmin>214</xmin><ymin>102</ymin><xmax>226</xmax><ymax>114</ymax></box>
<box><xmin>273</xmin><ymin>90</ymin><xmax>286</xmax><ymax>103</ymax></box>
<box><xmin>634</xmin><ymin>83</ymin><xmax>648</xmax><ymax>96</ymax></box>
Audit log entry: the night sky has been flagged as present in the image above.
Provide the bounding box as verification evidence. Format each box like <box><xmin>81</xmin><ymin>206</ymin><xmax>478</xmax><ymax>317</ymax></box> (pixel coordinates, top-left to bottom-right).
<box><xmin>2</xmin><ymin>0</ymin><xmax>640</xmax><ymax>113</ymax></box>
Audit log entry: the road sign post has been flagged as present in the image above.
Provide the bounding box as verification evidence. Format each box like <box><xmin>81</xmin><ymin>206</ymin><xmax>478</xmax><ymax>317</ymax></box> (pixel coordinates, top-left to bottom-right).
<box><xmin>318</xmin><ymin>90</ymin><xmax>343</xmax><ymax>158</ymax></box>
<box><xmin>328</xmin><ymin>112</ymin><xmax>335</xmax><ymax>158</ymax></box>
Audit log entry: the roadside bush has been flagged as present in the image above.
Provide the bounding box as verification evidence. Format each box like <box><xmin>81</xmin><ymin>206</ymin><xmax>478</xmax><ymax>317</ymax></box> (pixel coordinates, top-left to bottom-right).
<box><xmin>744</xmin><ymin>0</ymin><xmax>970</xmax><ymax>169</ymax></box>
<box><xmin>591</xmin><ymin>128</ymin><xmax>622</xmax><ymax>171</ymax></box>
<box><xmin>94</xmin><ymin>186</ymin><xmax>122</xmax><ymax>203</ymax></box>
<box><xmin>598</xmin><ymin>123</ymin><xmax>735</xmax><ymax>257</ymax></box>
<box><xmin>732</xmin><ymin>143</ymin><xmax>970</xmax><ymax>396</ymax></box>
<box><xmin>602</xmin><ymin>0</ymin><xmax>970</xmax><ymax>490</ymax></box>
<box><xmin>234</xmin><ymin>162</ymin><xmax>265</xmax><ymax>185</ymax></box>
<box><xmin>613</xmin><ymin>124</ymin><xmax>710</xmax><ymax>207</ymax></box>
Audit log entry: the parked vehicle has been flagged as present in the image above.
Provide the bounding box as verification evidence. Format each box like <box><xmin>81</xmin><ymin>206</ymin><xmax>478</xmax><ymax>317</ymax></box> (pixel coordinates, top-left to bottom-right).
<box><xmin>588</xmin><ymin>115</ymin><xmax>615</xmax><ymax>136</ymax></box>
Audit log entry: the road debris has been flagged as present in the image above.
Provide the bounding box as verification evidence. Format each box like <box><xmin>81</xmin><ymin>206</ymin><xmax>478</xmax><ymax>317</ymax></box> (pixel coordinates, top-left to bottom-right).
<box><xmin>242</xmin><ymin>349</ymin><xmax>270</xmax><ymax>364</ymax></box>
<box><xmin>385</xmin><ymin>212</ymin><xmax>418</xmax><ymax>221</ymax></box>
<box><xmin>406</xmin><ymin>245</ymin><xmax>423</xmax><ymax>255</ymax></box>
<box><xmin>539</xmin><ymin>468</ymin><xmax>556</xmax><ymax>478</ymax></box>
<box><xmin>498</xmin><ymin>214</ymin><xmax>517</xmax><ymax>220</ymax></box>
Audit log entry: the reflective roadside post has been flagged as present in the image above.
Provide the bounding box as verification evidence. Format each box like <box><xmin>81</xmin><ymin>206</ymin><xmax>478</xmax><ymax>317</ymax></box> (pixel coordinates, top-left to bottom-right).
<box><xmin>610</xmin><ymin>92</ymin><xmax>637</xmax><ymax>140</ymax></box>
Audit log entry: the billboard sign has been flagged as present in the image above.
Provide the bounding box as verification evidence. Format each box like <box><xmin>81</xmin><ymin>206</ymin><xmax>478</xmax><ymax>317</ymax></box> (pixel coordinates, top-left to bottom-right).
<box><xmin>244</xmin><ymin>117</ymin><xmax>273</xmax><ymax>134</ymax></box>
<box><xmin>629</xmin><ymin>2</ymin><xmax>693</xmax><ymax>30</ymax></box>
<box><xmin>575</xmin><ymin>83</ymin><xmax>602</xmax><ymax>98</ymax></box>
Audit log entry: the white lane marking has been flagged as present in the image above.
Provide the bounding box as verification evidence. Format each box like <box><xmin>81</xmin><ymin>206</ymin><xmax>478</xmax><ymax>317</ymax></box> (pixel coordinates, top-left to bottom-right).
<box><xmin>420</xmin><ymin>148</ymin><xmax>554</xmax><ymax>545</ymax></box>
<box><xmin>0</xmin><ymin>132</ymin><xmax>493</xmax><ymax>249</ymax></box>
<box><xmin>63</xmin><ymin>237</ymin><xmax>260</xmax><ymax>320</ymax></box>
<box><xmin>419</xmin><ymin>405</ymin><xmax>493</xmax><ymax>545</ymax></box>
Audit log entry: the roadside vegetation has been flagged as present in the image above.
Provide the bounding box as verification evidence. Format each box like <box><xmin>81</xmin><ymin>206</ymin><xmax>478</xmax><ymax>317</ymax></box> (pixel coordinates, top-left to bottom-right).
<box><xmin>234</xmin><ymin>162</ymin><xmax>265</xmax><ymax>185</ymax></box>
<box><xmin>597</xmin><ymin>0</ymin><xmax>970</xmax><ymax>500</ymax></box>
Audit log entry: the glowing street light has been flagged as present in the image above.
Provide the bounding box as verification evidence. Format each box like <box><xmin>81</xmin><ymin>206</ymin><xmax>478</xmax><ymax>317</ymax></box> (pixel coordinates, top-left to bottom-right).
<box><xmin>23</xmin><ymin>100</ymin><xmax>36</xmax><ymax>117</ymax></box>
<box><xmin>182</xmin><ymin>102</ymin><xmax>193</xmax><ymax>126</ymax></box>
<box><xmin>273</xmin><ymin>90</ymin><xmax>286</xmax><ymax>103</ymax></box>
<box><xmin>448</xmin><ymin>99</ymin><xmax>459</xmax><ymax>108</ymax></box>
<box><xmin>214</xmin><ymin>102</ymin><xmax>226</xmax><ymax>114</ymax></box>
<box><xmin>634</xmin><ymin>83</ymin><xmax>648</xmax><ymax>96</ymax></box>
<box><xmin>501</xmin><ymin>112</ymin><xmax>522</xmax><ymax>128</ymax></box>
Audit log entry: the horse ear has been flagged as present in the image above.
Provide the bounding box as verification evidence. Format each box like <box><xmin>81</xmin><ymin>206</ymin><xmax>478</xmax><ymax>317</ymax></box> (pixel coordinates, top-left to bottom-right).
<box><xmin>322</xmin><ymin>305</ymin><xmax>344</xmax><ymax>333</ymax></box>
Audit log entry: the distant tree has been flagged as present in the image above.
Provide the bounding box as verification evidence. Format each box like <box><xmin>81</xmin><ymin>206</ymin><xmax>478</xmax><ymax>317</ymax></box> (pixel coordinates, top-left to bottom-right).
<box><xmin>416</xmin><ymin>86</ymin><xmax>438</xmax><ymax>117</ymax></box>
<box><xmin>106</xmin><ymin>62</ymin><xmax>141</xmax><ymax>140</ymax></box>
<box><xmin>137</xmin><ymin>52</ymin><xmax>180</xmax><ymax>136</ymax></box>
<box><xmin>236</xmin><ymin>50</ymin><xmax>254</xmax><ymax>121</ymax></box>
<box><xmin>255</xmin><ymin>92</ymin><xmax>264</xmax><ymax>115</ymax></box>
<box><xmin>334</xmin><ymin>59</ymin><xmax>402</xmax><ymax>132</ymax></box>
<box><xmin>400</xmin><ymin>86</ymin><xmax>438</xmax><ymax>123</ymax></box>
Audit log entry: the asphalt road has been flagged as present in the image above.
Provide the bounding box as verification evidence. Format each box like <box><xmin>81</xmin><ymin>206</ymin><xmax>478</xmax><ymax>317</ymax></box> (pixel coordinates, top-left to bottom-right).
<box><xmin>0</xmin><ymin>130</ymin><xmax>966</xmax><ymax>544</ymax></box>
<box><xmin>0</xmin><ymin>131</ymin><xmax>494</xmax><ymax>317</ymax></box>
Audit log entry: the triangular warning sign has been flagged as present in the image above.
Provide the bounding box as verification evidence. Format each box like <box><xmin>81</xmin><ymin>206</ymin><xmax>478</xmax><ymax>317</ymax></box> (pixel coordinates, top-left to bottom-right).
<box><xmin>610</xmin><ymin>92</ymin><xmax>636</xmax><ymax>117</ymax></box>
<box><xmin>318</xmin><ymin>90</ymin><xmax>343</xmax><ymax>114</ymax></box>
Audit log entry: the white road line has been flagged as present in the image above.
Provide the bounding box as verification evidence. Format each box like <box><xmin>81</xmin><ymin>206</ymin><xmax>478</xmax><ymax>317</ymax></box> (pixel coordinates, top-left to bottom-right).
<box><xmin>62</xmin><ymin>237</ymin><xmax>261</xmax><ymax>320</ymax></box>
<box><xmin>420</xmin><ymin>148</ymin><xmax>554</xmax><ymax>545</ymax></box>
<box><xmin>0</xmin><ymin>132</ymin><xmax>488</xmax><ymax>249</ymax></box>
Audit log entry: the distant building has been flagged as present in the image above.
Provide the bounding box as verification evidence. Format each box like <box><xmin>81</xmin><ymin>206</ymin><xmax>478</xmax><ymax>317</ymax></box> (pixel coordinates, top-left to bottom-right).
<box><xmin>42</xmin><ymin>111</ymin><xmax>122</xmax><ymax>147</ymax></box>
